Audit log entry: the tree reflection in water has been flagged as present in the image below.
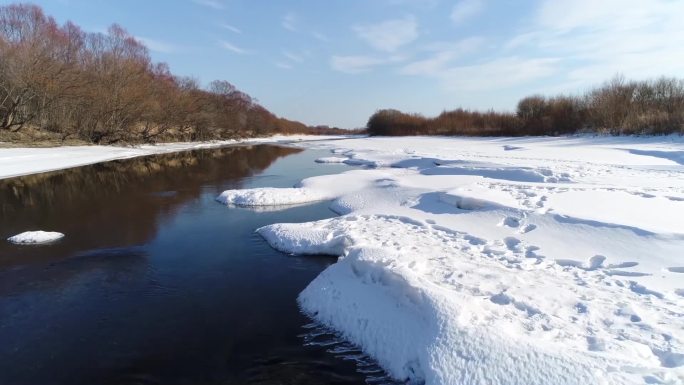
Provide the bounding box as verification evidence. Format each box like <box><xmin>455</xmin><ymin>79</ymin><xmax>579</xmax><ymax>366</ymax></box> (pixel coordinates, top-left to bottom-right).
<box><xmin>0</xmin><ymin>144</ymin><xmax>390</xmax><ymax>385</ymax></box>
<box><xmin>0</xmin><ymin>145</ymin><xmax>301</xmax><ymax>265</ymax></box>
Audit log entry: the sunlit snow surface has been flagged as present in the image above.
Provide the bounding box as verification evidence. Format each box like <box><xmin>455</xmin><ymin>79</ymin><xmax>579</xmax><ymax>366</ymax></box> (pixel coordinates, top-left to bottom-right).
<box><xmin>7</xmin><ymin>231</ymin><xmax>64</xmax><ymax>244</ymax></box>
<box><xmin>222</xmin><ymin>136</ymin><xmax>684</xmax><ymax>384</ymax></box>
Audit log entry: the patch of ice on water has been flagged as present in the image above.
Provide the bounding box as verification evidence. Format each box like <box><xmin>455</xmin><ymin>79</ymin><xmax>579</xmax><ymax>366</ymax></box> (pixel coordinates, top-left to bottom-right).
<box><xmin>315</xmin><ymin>156</ymin><xmax>348</xmax><ymax>163</ymax></box>
<box><xmin>216</xmin><ymin>187</ymin><xmax>332</xmax><ymax>207</ymax></box>
<box><xmin>7</xmin><ymin>231</ymin><xmax>64</xmax><ymax>244</ymax></box>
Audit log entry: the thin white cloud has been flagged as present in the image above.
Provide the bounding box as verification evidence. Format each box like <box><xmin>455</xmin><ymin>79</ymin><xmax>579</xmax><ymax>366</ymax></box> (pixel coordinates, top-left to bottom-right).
<box><xmin>450</xmin><ymin>0</ymin><xmax>484</xmax><ymax>24</ymax></box>
<box><xmin>438</xmin><ymin>57</ymin><xmax>558</xmax><ymax>90</ymax></box>
<box><xmin>331</xmin><ymin>55</ymin><xmax>385</xmax><ymax>74</ymax></box>
<box><xmin>423</xmin><ymin>37</ymin><xmax>485</xmax><ymax>52</ymax></box>
<box><xmin>283</xmin><ymin>50</ymin><xmax>305</xmax><ymax>63</ymax></box>
<box><xmin>401</xmin><ymin>36</ymin><xmax>484</xmax><ymax>75</ymax></box>
<box><xmin>136</xmin><ymin>37</ymin><xmax>180</xmax><ymax>54</ymax></box>
<box><xmin>219</xmin><ymin>40</ymin><xmax>248</xmax><ymax>54</ymax></box>
<box><xmin>387</xmin><ymin>0</ymin><xmax>440</xmax><ymax>9</ymax></box>
<box><xmin>401</xmin><ymin>56</ymin><xmax>558</xmax><ymax>93</ymax></box>
<box><xmin>276</xmin><ymin>62</ymin><xmax>292</xmax><ymax>69</ymax></box>
<box><xmin>282</xmin><ymin>12</ymin><xmax>298</xmax><ymax>31</ymax></box>
<box><xmin>506</xmin><ymin>0</ymin><xmax>684</xmax><ymax>85</ymax></box>
<box><xmin>502</xmin><ymin>32</ymin><xmax>536</xmax><ymax>51</ymax></box>
<box><xmin>192</xmin><ymin>0</ymin><xmax>225</xmax><ymax>10</ymax></box>
<box><xmin>398</xmin><ymin>40</ymin><xmax>557</xmax><ymax>91</ymax></box>
<box><xmin>221</xmin><ymin>23</ymin><xmax>242</xmax><ymax>34</ymax></box>
<box><xmin>331</xmin><ymin>55</ymin><xmax>405</xmax><ymax>74</ymax></box>
<box><xmin>312</xmin><ymin>31</ymin><xmax>329</xmax><ymax>42</ymax></box>
<box><xmin>353</xmin><ymin>16</ymin><xmax>418</xmax><ymax>52</ymax></box>
<box><xmin>536</xmin><ymin>0</ymin><xmax>660</xmax><ymax>32</ymax></box>
<box><xmin>401</xmin><ymin>51</ymin><xmax>453</xmax><ymax>75</ymax></box>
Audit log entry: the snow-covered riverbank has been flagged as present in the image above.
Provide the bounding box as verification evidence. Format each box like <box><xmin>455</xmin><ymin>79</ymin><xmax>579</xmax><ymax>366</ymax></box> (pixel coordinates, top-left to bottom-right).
<box><xmin>222</xmin><ymin>135</ymin><xmax>684</xmax><ymax>384</ymax></box>
<box><xmin>0</xmin><ymin>135</ymin><xmax>343</xmax><ymax>179</ymax></box>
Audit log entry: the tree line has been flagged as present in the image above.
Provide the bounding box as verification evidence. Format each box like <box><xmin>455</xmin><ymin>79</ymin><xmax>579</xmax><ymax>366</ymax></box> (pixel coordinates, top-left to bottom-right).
<box><xmin>0</xmin><ymin>4</ymin><xmax>351</xmax><ymax>144</ymax></box>
<box><xmin>367</xmin><ymin>75</ymin><xmax>684</xmax><ymax>136</ymax></box>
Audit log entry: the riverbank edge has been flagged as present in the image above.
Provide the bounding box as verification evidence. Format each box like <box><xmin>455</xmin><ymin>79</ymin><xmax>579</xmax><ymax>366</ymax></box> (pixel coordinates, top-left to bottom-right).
<box><xmin>0</xmin><ymin>134</ymin><xmax>356</xmax><ymax>180</ymax></box>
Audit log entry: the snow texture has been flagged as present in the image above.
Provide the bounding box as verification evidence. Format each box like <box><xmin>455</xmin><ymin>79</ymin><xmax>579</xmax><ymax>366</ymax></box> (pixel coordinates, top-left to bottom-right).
<box><xmin>249</xmin><ymin>136</ymin><xmax>684</xmax><ymax>385</ymax></box>
<box><xmin>7</xmin><ymin>231</ymin><xmax>64</xmax><ymax>244</ymax></box>
<box><xmin>216</xmin><ymin>170</ymin><xmax>392</xmax><ymax>208</ymax></box>
<box><xmin>217</xmin><ymin>187</ymin><xmax>333</xmax><ymax>207</ymax></box>
<box><xmin>315</xmin><ymin>156</ymin><xmax>348</xmax><ymax>163</ymax></box>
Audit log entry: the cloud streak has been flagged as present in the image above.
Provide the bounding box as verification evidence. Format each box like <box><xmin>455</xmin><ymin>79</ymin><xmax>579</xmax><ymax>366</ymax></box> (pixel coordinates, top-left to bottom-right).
<box><xmin>221</xmin><ymin>23</ymin><xmax>242</xmax><ymax>34</ymax></box>
<box><xmin>219</xmin><ymin>40</ymin><xmax>248</xmax><ymax>54</ymax></box>
<box><xmin>331</xmin><ymin>54</ymin><xmax>405</xmax><ymax>74</ymax></box>
<box><xmin>282</xmin><ymin>12</ymin><xmax>298</xmax><ymax>31</ymax></box>
<box><xmin>450</xmin><ymin>0</ymin><xmax>484</xmax><ymax>24</ymax></box>
<box><xmin>135</xmin><ymin>36</ymin><xmax>181</xmax><ymax>54</ymax></box>
<box><xmin>283</xmin><ymin>50</ymin><xmax>305</xmax><ymax>63</ymax></box>
<box><xmin>353</xmin><ymin>16</ymin><xmax>418</xmax><ymax>52</ymax></box>
<box><xmin>192</xmin><ymin>0</ymin><xmax>225</xmax><ymax>10</ymax></box>
<box><xmin>312</xmin><ymin>31</ymin><xmax>329</xmax><ymax>42</ymax></box>
<box><xmin>507</xmin><ymin>0</ymin><xmax>684</xmax><ymax>85</ymax></box>
<box><xmin>276</xmin><ymin>62</ymin><xmax>292</xmax><ymax>69</ymax></box>
<box><xmin>401</xmin><ymin>36</ymin><xmax>485</xmax><ymax>75</ymax></box>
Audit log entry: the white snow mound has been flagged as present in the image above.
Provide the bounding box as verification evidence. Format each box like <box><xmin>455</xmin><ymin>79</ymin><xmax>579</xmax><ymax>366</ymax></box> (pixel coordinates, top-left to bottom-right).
<box><xmin>315</xmin><ymin>156</ymin><xmax>348</xmax><ymax>163</ymax></box>
<box><xmin>216</xmin><ymin>187</ymin><xmax>332</xmax><ymax>206</ymax></box>
<box><xmin>259</xmin><ymin>215</ymin><xmax>684</xmax><ymax>384</ymax></box>
<box><xmin>441</xmin><ymin>184</ymin><xmax>522</xmax><ymax>210</ymax></box>
<box><xmin>216</xmin><ymin>171</ymin><xmax>395</xmax><ymax>207</ymax></box>
<box><xmin>249</xmin><ymin>136</ymin><xmax>684</xmax><ymax>384</ymax></box>
<box><xmin>8</xmin><ymin>231</ymin><xmax>64</xmax><ymax>244</ymax></box>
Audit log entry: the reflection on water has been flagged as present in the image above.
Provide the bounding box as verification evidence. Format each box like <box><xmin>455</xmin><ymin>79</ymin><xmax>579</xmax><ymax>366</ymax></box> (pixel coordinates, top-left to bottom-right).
<box><xmin>0</xmin><ymin>145</ymin><xmax>380</xmax><ymax>385</ymax></box>
<box><xmin>0</xmin><ymin>145</ymin><xmax>300</xmax><ymax>265</ymax></box>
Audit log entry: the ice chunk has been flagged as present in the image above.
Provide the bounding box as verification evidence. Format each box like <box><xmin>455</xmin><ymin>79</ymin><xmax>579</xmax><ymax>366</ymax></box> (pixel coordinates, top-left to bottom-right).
<box><xmin>217</xmin><ymin>170</ymin><xmax>393</xmax><ymax>208</ymax></box>
<box><xmin>7</xmin><ymin>231</ymin><xmax>64</xmax><ymax>244</ymax></box>
<box><xmin>216</xmin><ymin>187</ymin><xmax>332</xmax><ymax>207</ymax></box>
<box><xmin>315</xmin><ymin>156</ymin><xmax>348</xmax><ymax>163</ymax></box>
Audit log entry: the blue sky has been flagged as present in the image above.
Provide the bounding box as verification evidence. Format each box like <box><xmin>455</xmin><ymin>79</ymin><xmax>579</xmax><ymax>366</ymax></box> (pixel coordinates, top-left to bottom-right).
<box><xmin>15</xmin><ymin>0</ymin><xmax>684</xmax><ymax>128</ymax></box>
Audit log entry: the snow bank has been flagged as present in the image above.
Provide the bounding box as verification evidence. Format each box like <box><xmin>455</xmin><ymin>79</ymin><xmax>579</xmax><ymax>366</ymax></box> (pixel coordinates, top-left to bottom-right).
<box><xmin>546</xmin><ymin>189</ymin><xmax>684</xmax><ymax>234</ymax></box>
<box><xmin>247</xmin><ymin>135</ymin><xmax>684</xmax><ymax>384</ymax></box>
<box><xmin>313</xmin><ymin>156</ymin><xmax>377</xmax><ymax>166</ymax></box>
<box><xmin>0</xmin><ymin>135</ymin><xmax>340</xmax><ymax>179</ymax></box>
<box><xmin>315</xmin><ymin>156</ymin><xmax>348</xmax><ymax>163</ymax></box>
<box><xmin>440</xmin><ymin>184</ymin><xmax>522</xmax><ymax>210</ymax></box>
<box><xmin>7</xmin><ymin>231</ymin><xmax>64</xmax><ymax>244</ymax></box>
<box><xmin>216</xmin><ymin>170</ymin><xmax>394</xmax><ymax>208</ymax></box>
<box><xmin>259</xmin><ymin>215</ymin><xmax>683</xmax><ymax>384</ymax></box>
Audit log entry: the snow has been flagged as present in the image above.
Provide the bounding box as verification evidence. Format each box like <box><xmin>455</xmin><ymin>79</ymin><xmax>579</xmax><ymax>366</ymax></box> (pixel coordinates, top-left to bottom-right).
<box><xmin>216</xmin><ymin>170</ymin><xmax>392</xmax><ymax>208</ymax></box>
<box><xmin>217</xmin><ymin>187</ymin><xmax>332</xmax><ymax>207</ymax></box>
<box><xmin>7</xmin><ymin>231</ymin><xmax>64</xmax><ymax>244</ymax></box>
<box><xmin>315</xmin><ymin>156</ymin><xmax>348</xmax><ymax>163</ymax></box>
<box><xmin>0</xmin><ymin>135</ymin><xmax>343</xmax><ymax>179</ymax></box>
<box><xmin>546</xmin><ymin>189</ymin><xmax>684</xmax><ymax>234</ymax></box>
<box><xmin>244</xmin><ymin>135</ymin><xmax>684</xmax><ymax>384</ymax></box>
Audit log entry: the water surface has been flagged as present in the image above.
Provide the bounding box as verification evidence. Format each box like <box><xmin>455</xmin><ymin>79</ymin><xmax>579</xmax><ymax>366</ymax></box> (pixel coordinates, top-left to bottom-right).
<box><xmin>0</xmin><ymin>145</ymin><xmax>387</xmax><ymax>385</ymax></box>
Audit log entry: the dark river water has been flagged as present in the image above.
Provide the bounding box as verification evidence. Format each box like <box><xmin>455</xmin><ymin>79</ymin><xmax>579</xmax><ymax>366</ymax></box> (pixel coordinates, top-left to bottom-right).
<box><xmin>0</xmin><ymin>145</ymin><xmax>391</xmax><ymax>385</ymax></box>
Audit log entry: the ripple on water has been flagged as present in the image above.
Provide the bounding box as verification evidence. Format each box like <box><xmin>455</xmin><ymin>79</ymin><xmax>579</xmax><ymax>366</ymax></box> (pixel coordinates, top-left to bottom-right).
<box><xmin>299</xmin><ymin>320</ymin><xmax>402</xmax><ymax>385</ymax></box>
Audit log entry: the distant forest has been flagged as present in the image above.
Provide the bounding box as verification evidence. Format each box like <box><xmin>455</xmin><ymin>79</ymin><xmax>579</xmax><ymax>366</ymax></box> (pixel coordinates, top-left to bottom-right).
<box><xmin>3</xmin><ymin>5</ymin><xmax>682</xmax><ymax>144</ymax></box>
<box><xmin>0</xmin><ymin>4</ymin><xmax>350</xmax><ymax>144</ymax></box>
<box><xmin>367</xmin><ymin>75</ymin><xmax>684</xmax><ymax>137</ymax></box>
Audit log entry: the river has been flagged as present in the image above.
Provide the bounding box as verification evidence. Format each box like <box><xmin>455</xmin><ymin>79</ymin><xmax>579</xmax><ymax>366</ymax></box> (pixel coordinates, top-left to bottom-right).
<box><xmin>0</xmin><ymin>144</ymin><xmax>393</xmax><ymax>385</ymax></box>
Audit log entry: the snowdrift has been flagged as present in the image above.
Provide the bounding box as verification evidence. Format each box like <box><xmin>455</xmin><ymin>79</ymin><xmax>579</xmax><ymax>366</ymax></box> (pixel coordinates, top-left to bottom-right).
<box><xmin>240</xmin><ymin>136</ymin><xmax>684</xmax><ymax>384</ymax></box>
